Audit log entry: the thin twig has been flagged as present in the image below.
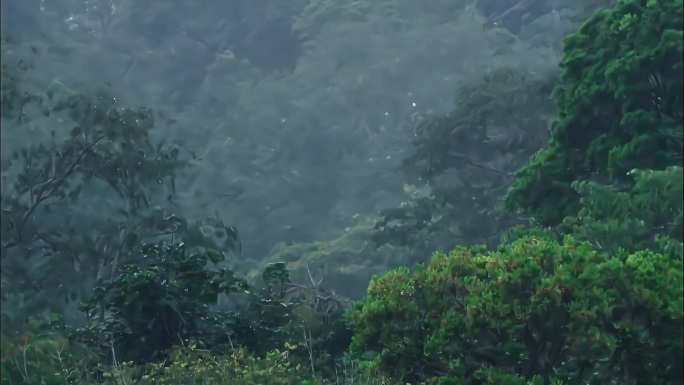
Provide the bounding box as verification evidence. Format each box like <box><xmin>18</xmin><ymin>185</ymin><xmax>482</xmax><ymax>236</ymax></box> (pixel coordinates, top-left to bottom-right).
<box><xmin>303</xmin><ymin>325</ymin><xmax>315</xmax><ymax>375</ymax></box>
<box><xmin>17</xmin><ymin>135</ymin><xmax>105</xmax><ymax>241</ymax></box>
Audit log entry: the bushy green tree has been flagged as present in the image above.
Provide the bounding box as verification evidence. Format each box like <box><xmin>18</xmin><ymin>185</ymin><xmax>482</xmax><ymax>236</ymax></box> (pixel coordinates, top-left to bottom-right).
<box><xmin>0</xmin><ymin>47</ymin><xmax>247</xmax><ymax>355</ymax></box>
<box><xmin>347</xmin><ymin>236</ymin><xmax>683</xmax><ymax>384</ymax></box>
<box><xmin>505</xmin><ymin>0</ymin><xmax>683</xmax><ymax>227</ymax></box>
<box><xmin>73</xmin><ymin>242</ymin><xmax>251</xmax><ymax>364</ymax></box>
<box><xmin>0</xmin><ymin>79</ymin><xmax>238</xmax><ymax>323</ymax></box>
<box><xmin>67</xmin><ymin>242</ymin><xmax>349</xmax><ymax>380</ymax></box>
<box><xmin>1</xmin><ymin>78</ymin><xmax>185</xmax><ymax>319</ymax></box>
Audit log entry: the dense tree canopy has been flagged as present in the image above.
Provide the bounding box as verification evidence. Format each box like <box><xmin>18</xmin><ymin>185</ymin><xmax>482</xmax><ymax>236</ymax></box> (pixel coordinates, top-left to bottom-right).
<box><xmin>348</xmin><ymin>1</ymin><xmax>683</xmax><ymax>383</ymax></box>
<box><xmin>505</xmin><ymin>0</ymin><xmax>683</xmax><ymax>227</ymax></box>
<box><xmin>1</xmin><ymin>0</ymin><xmax>680</xmax><ymax>384</ymax></box>
<box><xmin>348</xmin><ymin>236</ymin><xmax>683</xmax><ymax>384</ymax></box>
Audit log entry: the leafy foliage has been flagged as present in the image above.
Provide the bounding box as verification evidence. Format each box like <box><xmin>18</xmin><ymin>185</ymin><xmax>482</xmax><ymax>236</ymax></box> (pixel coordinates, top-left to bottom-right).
<box><xmin>73</xmin><ymin>242</ymin><xmax>248</xmax><ymax>364</ymax></box>
<box><xmin>0</xmin><ymin>66</ymin><xmax>239</xmax><ymax>328</ymax></box>
<box><xmin>403</xmin><ymin>68</ymin><xmax>555</xmax><ymax>179</ymax></box>
<box><xmin>166</xmin><ymin>0</ymin><xmax>567</xmax><ymax>262</ymax></box>
<box><xmin>1</xmin><ymin>339</ymin><xmax>392</xmax><ymax>385</ymax></box>
<box><xmin>563</xmin><ymin>166</ymin><xmax>683</xmax><ymax>257</ymax></box>
<box><xmin>253</xmin><ymin>262</ymin><xmax>354</xmax><ymax>379</ymax></box>
<box><xmin>1</xmin><ymin>319</ymin><xmax>100</xmax><ymax>385</ymax></box>
<box><xmin>103</xmin><ymin>347</ymin><xmax>328</xmax><ymax>385</ymax></box>
<box><xmin>347</xmin><ymin>236</ymin><xmax>683</xmax><ymax>384</ymax></box>
<box><xmin>0</xmin><ymin>37</ymin><xmax>24</xmax><ymax>118</ymax></box>
<box><xmin>257</xmin><ymin>218</ymin><xmax>402</xmax><ymax>299</ymax></box>
<box><xmin>505</xmin><ymin>0</ymin><xmax>684</xmax><ymax>226</ymax></box>
<box><xmin>503</xmin><ymin>165</ymin><xmax>684</xmax><ymax>259</ymax></box>
<box><xmin>65</xmin><ymin>242</ymin><xmax>351</xmax><ymax>383</ymax></box>
<box><xmin>2</xmin><ymin>1</ymin><xmax>680</xmax><ymax>384</ymax></box>
<box><xmin>373</xmin><ymin>67</ymin><xmax>557</xmax><ymax>254</ymax></box>
<box><xmin>1</xmin><ymin>79</ymin><xmax>181</xmax><ymax>315</ymax></box>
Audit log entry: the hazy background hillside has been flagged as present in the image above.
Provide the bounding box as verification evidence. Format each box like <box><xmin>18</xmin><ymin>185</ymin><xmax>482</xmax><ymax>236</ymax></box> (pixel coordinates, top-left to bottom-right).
<box><xmin>1</xmin><ymin>0</ymin><xmax>610</xmax><ymax>316</ymax></box>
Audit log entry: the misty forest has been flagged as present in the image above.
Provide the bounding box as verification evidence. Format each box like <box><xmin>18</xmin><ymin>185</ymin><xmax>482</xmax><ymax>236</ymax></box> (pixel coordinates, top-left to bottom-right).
<box><xmin>1</xmin><ymin>0</ymin><xmax>682</xmax><ymax>384</ymax></box>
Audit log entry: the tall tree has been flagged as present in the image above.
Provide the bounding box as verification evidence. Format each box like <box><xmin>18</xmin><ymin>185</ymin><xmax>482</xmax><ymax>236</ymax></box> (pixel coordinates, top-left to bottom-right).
<box><xmin>504</xmin><ymin>0</ymin><xmax>683</xmax><ymax>228</ymax></box>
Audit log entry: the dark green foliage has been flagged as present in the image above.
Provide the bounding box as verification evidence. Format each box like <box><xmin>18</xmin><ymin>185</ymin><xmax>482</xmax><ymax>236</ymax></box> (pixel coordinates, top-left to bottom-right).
<box><xmin>0</xmin><ymin>69</ymin><xmax>240</xmax><ymax>328</ymax></box>
<box><xmin>505</xmin><ymin>0</ymin><xmax>683</xmax><ymax>226</ymax></box>
<box><xmin>403</xmin><ymin>68</ymin><xmax>554</xmax><ymax>179</ymax></box>
<box><xmin>2</xmin><ymin>1</ymin><xmax>681</xmax><ymax>383</ymax></box>
<box><xmin>347</xmin><ymin>236</ymin><xmax>683</xmax><ymax>384</ymax></box>
<box><xmin>237</xmin><ymin>262</ymin><xmax>303</xmax><ymax>356</ymax></box>
<box><xmin>503</xmin><ymin>165</ymin><xmax>684</xmax><ymax>258</ymax></box>
<box><xmin>257</xmin><ymin>218</ymin><xmax>397</xmax><ymax>299</ymax></box>
<box><xmin>74</xmin><ymin>242</ymin><xmax>248</xmax><ymax>364</ymax></box>
<box><xmin>354</xmin><ymin>2</ymin><xmax>684</xmax><ymax>384</ymax></box>
<box><xmin>254</xmin><ymin>262</ymin><xmax>353</xmax><ymax>379</ymax></box>
<box><xmin>1</xmin><ymin>80</ymin><xmax>186</xmax><ymax>318</ymax></box>
<box><xmin>1</xmin><ymin>316</ymin><xmax>100</xmax><ymax>385</ymax></box>
<box><xmin>563</xmin><ymin>166</ymin><xmax>683</xmax><ymax>257</ymax></box>
<box><xmin>374</xmin><ymin>67</ymin><xmax>556</xmax><ymax>254</ymax></box>
<box><xmin>102</xmin><ymin>347</ymin><xmax>332</xmax><ymax>385</ymax></box>
<box><xmin>71</xmin><ymin>244</ymin><xmax>350</xmax><ymax>376</ymax></box>
<box><xmin>0</xmin><ymin>37</ymin><xmax>24</xmax><ymax>118</ymax></box>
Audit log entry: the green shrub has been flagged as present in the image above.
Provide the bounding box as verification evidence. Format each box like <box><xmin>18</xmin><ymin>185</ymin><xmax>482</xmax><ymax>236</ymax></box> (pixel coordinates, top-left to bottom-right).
<box><xmin>99</xmin><ymin>346</ymin><xmax>324</xmax><ymax>385</ymax></box>
<box><xmin>72</xmin><ymin>242</ymin><xmax>253</xmax><ymax>364</ymax></box>
<box><xmin>1</xmin><ymin>325</ymin><xmax>99</xmax><ymax>385</ymax></box>
<box><xmin>97</xmin><ymin>346</ymin><xmax>392</xmax><ymax>385</ymax></box>
<box><xmin>347</xmin><ymin>236</ymin><xmax>683</xmax><ymax>384</ymax></box>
